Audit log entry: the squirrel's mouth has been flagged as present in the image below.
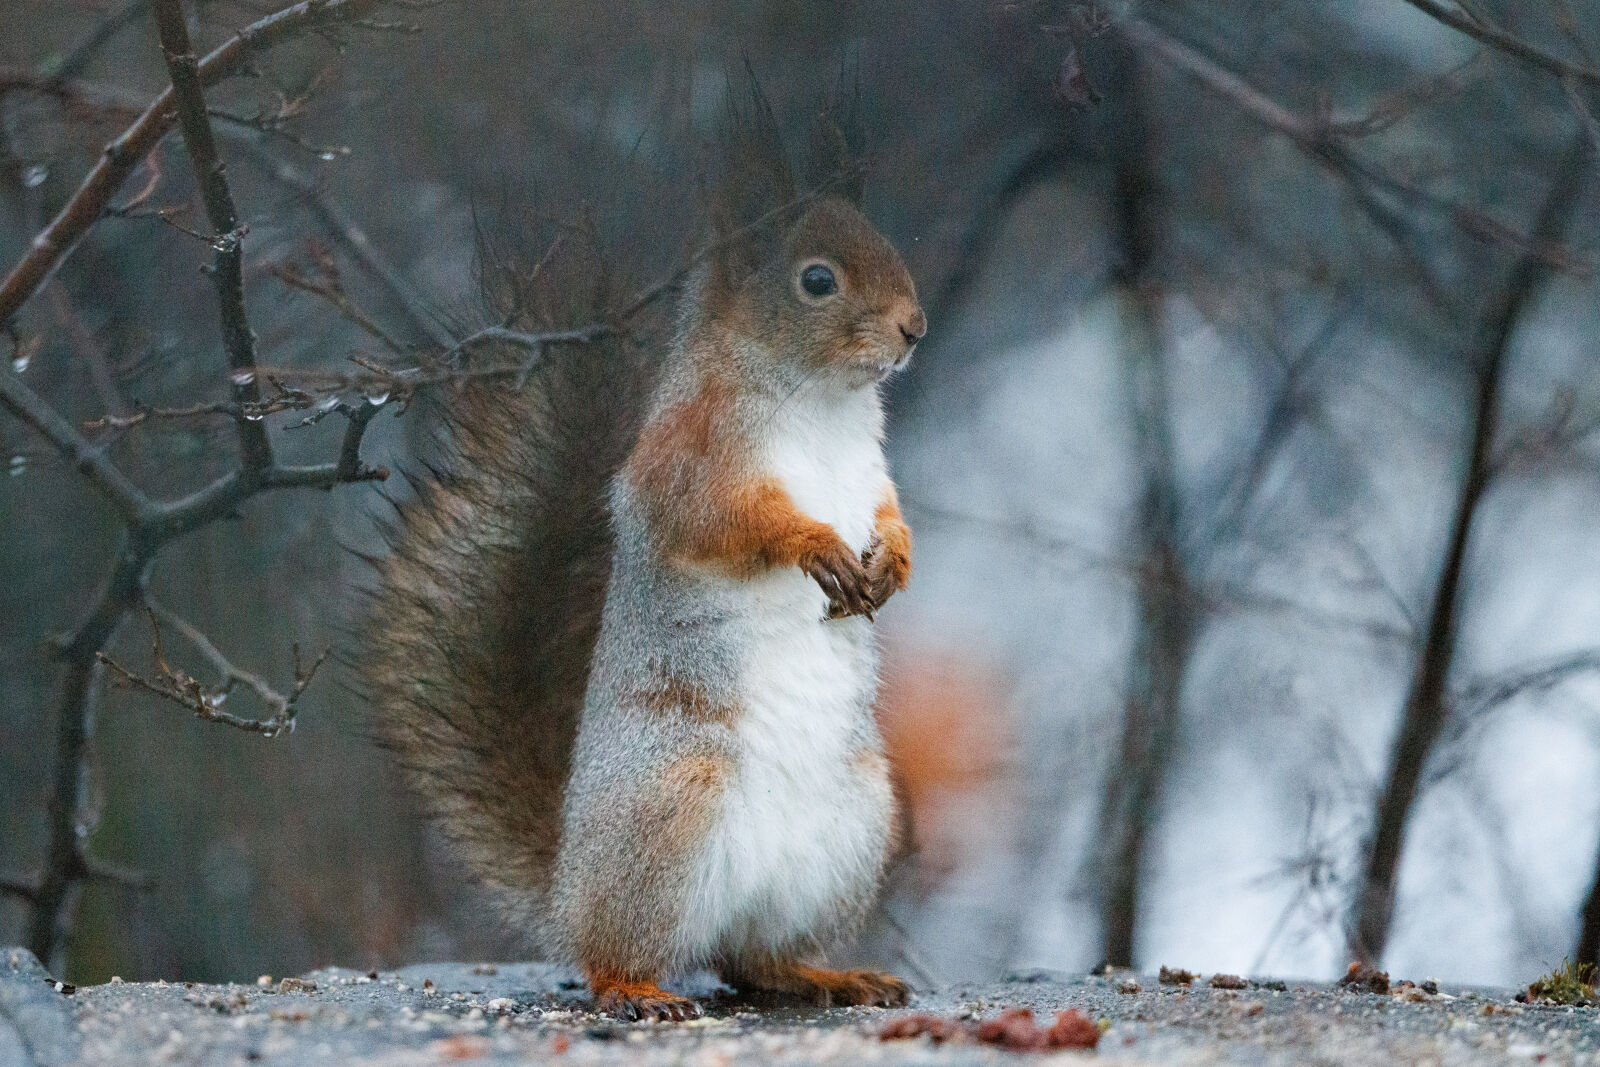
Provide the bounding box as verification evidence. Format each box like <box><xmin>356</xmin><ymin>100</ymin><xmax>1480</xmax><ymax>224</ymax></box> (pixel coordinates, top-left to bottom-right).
<box><xmin>836</xmin><ymin>332</ymin><xmax>915</xmax><ymax>382</ymax></box>
<box><xmin>878</xmin><ymin>343</ymin><xmax>916</xmax><ymax>377</ymax></box>
<box><xmin>857</xmin><ymin>352</ymin><xmax>909</xmax><ymax>382</ymax></box>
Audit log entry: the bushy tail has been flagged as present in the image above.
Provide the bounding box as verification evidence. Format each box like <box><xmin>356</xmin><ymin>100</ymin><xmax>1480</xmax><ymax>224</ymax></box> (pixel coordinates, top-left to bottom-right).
<box><xmin>363</xmin><ymin>338</ymin><xmax>656</xmax><ymax>930</ymax></box>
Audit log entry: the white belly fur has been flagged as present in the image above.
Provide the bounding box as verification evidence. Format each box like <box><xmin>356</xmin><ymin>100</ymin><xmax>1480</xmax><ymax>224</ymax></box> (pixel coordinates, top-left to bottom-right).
<box><xmin>678</xmin><ymin>386</ymin><xmax>892</xmax><ymax>959</ymax></box>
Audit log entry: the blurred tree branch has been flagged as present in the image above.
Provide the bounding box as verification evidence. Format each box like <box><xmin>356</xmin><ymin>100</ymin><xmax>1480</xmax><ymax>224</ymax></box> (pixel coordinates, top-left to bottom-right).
<box><xmin>1399</xmin><ymin>0</ymin><xmax>1600</xmax><ymax>88</ymax></box>
<box><xmin>45</xmin><ymin>0</ymin><xmax>152</xmax><ymax>83</ymax></box>
<box><xmin>1348</xmin><ymin>129</ymin><xmax>1592</xmax><ymax>966</ymax></box>
<box><xmin>1113</xmin><ymin>16</ymin><xmax>1587</xmax><ymax>302</ymax></box>
<box><xmin>1454</xmin><ymin>650</ymin><xmax>1600</xmax><ymax>721</ymax></box>
<box><xmin>1093</xmin><ymin>47</ymin><xmax>1192</xmax><ymax>971</ymax></box>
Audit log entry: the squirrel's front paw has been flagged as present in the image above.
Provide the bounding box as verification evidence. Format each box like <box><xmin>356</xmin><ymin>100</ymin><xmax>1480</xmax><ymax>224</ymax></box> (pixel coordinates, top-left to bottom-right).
<box><xmin>802</xmin><ymin>538</ymin><xmax>873</xmax><ymax>619</ymax></box>
<box><xmin>862</xmin><ymin>535</ymin><xmax>910</xmax><ymax>612</ymax></box>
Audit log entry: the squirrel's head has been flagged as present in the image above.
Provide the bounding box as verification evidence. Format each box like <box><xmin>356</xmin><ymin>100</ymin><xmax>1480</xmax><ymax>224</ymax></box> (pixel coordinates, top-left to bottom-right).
<box><xmin>698</xmin><ymin>75</ymin><xmax>926</xmax><ymax>389</ymax></box>
<box><xmin>731</xmin><ymin>197</ymin><xmax>925</xmax><ymax>387</ymax></box>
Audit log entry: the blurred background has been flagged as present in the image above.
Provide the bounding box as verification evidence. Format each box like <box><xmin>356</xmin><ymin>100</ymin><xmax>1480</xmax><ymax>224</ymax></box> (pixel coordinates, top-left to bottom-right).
<box><xmin>4</xmin><ymin>0</ymin><xmax>1600</xmax><ymax>990</ymax></box>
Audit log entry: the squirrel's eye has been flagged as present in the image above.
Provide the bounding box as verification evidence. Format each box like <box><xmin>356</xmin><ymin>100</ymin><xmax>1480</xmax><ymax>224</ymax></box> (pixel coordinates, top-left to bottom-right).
<box><xmin>799</xmin><ymin>263</ymin><xmax>838</xmax><ymax>298</ymax></box>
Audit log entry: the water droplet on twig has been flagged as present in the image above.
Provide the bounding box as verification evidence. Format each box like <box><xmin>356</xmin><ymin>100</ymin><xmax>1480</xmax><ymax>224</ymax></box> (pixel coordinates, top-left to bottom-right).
<box><xmin>229</xmin><ymin>369</ymin><xmax>256</xmax><ymax>386</ymax></box>
<box><xmin>11</xmin><ymin>355</ymin><xmax>29</xmax><ymax>374</ymax></box>
<box><xmin>8</xmin><ymin>455</ymin><xmax>26</xmax><ymax>477</ymax></box>
<box><xmin>22</xmin><ymin>164</ymin><xmax>48</xmax><ymax>188</ymax></box>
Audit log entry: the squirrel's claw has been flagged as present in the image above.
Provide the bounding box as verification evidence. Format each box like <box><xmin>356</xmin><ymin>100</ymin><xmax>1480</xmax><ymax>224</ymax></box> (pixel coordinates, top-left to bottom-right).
<box><xmin>860</xmin><ymin>536</ymin><xmax>908</xmax><ymax>615</ymax></box>
<box><xmin>596</xmin><ymin>985</ymin><xmax>701</xmax><ymax>1022</ymax></box>
<box><xmin>803</xmin><ymin>538</ymin><xmax>872</xmax><ymax>619</ymax></box>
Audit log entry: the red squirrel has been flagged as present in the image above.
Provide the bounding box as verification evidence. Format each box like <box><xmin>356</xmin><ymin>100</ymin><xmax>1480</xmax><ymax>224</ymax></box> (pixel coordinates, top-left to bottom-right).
<box><xmin>367</xmin><ymin>86</ymin><xmax>925</xmax><ymax>1020</ymax></box>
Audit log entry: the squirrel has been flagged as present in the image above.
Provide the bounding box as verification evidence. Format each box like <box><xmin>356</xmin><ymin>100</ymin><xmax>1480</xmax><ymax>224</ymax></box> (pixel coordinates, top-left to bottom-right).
<box><xmin>365</xmin><ymin>86</ymin><xmax>927</xmax><ymax>1021</ymax></box>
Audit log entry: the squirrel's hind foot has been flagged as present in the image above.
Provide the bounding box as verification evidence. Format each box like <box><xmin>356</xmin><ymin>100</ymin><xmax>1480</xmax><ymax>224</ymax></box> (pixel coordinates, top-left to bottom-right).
<box><xmin>733</xmin><ymin>961</ymin><xmax>911</xmax><ymax>1008</ymax></box>
<box><xmin>592</xmin><ymin>978</ymin><xmax>702</xmax><ymax>1022</ymax></box>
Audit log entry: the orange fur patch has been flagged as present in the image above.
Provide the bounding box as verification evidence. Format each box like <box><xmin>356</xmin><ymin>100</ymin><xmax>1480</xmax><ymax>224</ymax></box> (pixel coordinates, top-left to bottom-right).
<box><xmin>876</xmin><ymin>648</ymin><xmax>1013</xmax><ymax>878</ymax></box>
<box><xmin>623</xmin><ymin>670</ymin><xmax>738</xmax><ymax>725</ymax></box>
<box><xmin>625</xmin><ymin>378</ymin><xmax>845</xmax><ymax>577</ymax></box>
<box><xmin>868</xmin><ymin>489</ymin><xmax>912</xmax><ymax>602</ymax></box>
<box><xmin>731</xmin><ymin>959</ymin><xmax>910</xmax><ymax>1007</ymax></box>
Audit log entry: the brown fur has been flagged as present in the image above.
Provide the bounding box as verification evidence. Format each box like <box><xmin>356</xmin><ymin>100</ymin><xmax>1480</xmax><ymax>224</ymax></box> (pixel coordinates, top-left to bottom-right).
<box><xmin>363</xmin><ymin>337</ymin><xmax>657</xmax><ymax>928</ymax></box>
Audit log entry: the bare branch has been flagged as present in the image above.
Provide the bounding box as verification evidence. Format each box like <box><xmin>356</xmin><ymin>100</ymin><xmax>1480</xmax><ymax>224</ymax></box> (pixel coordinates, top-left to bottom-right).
<box><xmin>1349</xmin><ymin>129</ymin><xmax>1592</xmax><ymax>965</ymax></box>
<box><xmin>0</xmin><ymin>879</ymin><xmax>39</xmax><ymax>902</ymax></box>
<box><xmin>269</xmin><ymin>254</ymin><xmax>410</xmax><ymax>355</ymax></box>
<box><xmin>0</xmin><ymin>365</ymin><xmax>154</xmax><ymax>523</ymax></box>
<box><xmin>0</xmin><ymin>0</ymin><xmax>384</xmax><ymax>328</ymax></box>
<box><xmin>1399</xmin><ymin>0</ymin><xmax>1600</xmax><ymax>88</ymax></box>
<box><xmin>152</xmin><ymin>0</ymin><xmax>273</xmax><ymax>472</ymax></box>
<box><xmin>1327</xmin><ymin>50</ymin><xmax>1488</xmax><ymax>138</ymax></box>
<box><xmin>1454</xmin><ymin>649</ymin><xmax>1600</xmax><ymax>719</ymax></box>
<box><xmin>1113</xmin><ymin>18</ymin><xmax>1586</xmax><ymax>284</ymax></box>
<box><xmin>100</xmin><ymin>603</ymin><xmax>327</xmax><ymax>736</ymax></box>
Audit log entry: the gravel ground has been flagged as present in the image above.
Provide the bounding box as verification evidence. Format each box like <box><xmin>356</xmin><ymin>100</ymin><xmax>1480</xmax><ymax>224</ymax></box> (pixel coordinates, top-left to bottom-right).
<box><xmin>4</xmin><ymin>946</ymin><xmax>1597</xmax><ymax>1065</ymax></box>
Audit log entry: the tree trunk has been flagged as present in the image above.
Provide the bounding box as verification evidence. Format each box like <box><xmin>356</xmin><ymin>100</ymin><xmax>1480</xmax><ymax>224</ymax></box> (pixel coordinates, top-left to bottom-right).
<box><xmin>1577</xmin><ymin>844</ymin><xmax>1600</xmax><ymax>970</ymax></box>
<box><xmin>1095</xmin><ymin>52</ymin><xmax>1194</xmax><ymax>970</ymax></box>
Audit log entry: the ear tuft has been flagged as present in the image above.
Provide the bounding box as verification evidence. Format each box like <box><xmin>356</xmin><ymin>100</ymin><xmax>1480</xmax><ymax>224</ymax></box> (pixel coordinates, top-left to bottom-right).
<box><xmin>801</xmin><ymin>63</ymin><xmax>866</xmax><ymax>205</ymax></box>
<box><xmin>708</xmin><ymin>60</ymin><xmax>798</xmax><ymax>289</ymax></box>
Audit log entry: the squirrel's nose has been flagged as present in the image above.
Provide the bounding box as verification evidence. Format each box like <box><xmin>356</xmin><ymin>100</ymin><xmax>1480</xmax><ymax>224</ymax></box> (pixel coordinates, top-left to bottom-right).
<box><xmin>897</xmin><ymin>307</ymin><xmax>927</xmax><ymax>347</ymax></box>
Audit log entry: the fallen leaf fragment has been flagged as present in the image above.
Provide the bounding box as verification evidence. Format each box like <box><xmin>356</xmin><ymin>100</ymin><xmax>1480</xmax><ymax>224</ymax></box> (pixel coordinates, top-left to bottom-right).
<box><xmin>432</xmin><ymin>1035</ymin><xmax>490</xmax><ymax>1060</ymax></box>
<box><xmin>1338</xmin><ymin>962</ymin><xmax>1390</xmax><ymax>995</ymax></box>
<box><xmin>880</xmin><ymin>1007</ymin><xmax>1101</xmax><ymax>1051</ymax></box>
<box><xmin>1159</xmin><ymin>966</ymin><xmax>1196</xmax><ymax>986</ymax></box>
<box><xmin>1044</xmin><ymin>1009</ymin><xmax>1101</xmax><ymax>1050</ymax></box>
<box><xmin>1208</xmin><ymin>974</ymin><xmax>1248</xmax><ymax>990</ymax></box>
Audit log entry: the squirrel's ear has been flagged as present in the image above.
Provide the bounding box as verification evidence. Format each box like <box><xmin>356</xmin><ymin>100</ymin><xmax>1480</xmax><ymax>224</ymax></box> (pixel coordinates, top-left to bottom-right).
<box><xmin>708</xmin><ymin>62</ymin><xmax>797</xmax><ymax>288</ymax></box>
<box><xmin>800</xmin><ymin>65</ymin><xmax>865</xmax><ymax>204</ymax></box>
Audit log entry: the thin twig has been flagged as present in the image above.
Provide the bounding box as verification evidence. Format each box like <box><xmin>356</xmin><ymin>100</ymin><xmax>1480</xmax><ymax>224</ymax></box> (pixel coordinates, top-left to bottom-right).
<box><xmin>0</xmin><ymin>365</ymin><xmax>154</xmax><ymax>523</ymax></box>
<box><xmin>0</xmin><ymin>879</ymin><xmax>39</xmax><ymax>902</ymax></box>
<box><xmin>1454</xmin><ymin>649</ymin><xmax>1600</xmax><ymax>720</ymax></box>
<box><xmin>100</xmin><ymin>603</ymin><xmax>328</xmax><ymax>735</ymax></box>
<box><xmin>152</xmin><ymin>0</ymin><xmax>273</xmax><ymax>472</ymax></box>
<box><xmin>47</xmin><ymin>0</ymin><xmax>151</xmax><ymax>82</ymax></box>
<box><xmin>270</xmin><ymin>257</ymin><xmax>410</xmax><ymax>355</ymax></box>
<box><xmin>224</xmin><ymin>135</ymin><xmax>456</xmax><ymax>350</ymax></box>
